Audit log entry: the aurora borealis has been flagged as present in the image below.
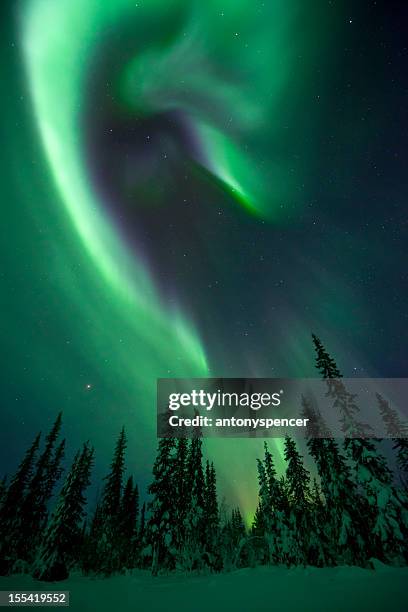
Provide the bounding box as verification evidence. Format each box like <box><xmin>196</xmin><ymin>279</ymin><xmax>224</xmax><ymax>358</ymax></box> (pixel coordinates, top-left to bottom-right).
<box><xmin>1</xmin><ymin>0</ymin><xmax>407</xmax><ymax>520</ymax></box>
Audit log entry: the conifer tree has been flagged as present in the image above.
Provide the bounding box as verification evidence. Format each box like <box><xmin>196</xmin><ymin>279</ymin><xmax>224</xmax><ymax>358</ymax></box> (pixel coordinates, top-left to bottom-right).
<box><xmin>181</xmin><ymin>437</ymin><xmax>206</xmax><ymax>569</ymax></box>
<box><xmin>312</xmin><ymin>334</ymin><xmax>407</xmax><ymax>563</ymax></box>
<box><xmin>283</xmin><ymin>436</ymin><xmax>313</xmax><ymax>564</ymax></box>
<box><xmin>204</xmin><ymin>461</ymin><xmax>219</xmax><ymax>559</ymax></box>
<box><xmin>301</xmin><ymin>395</ymin><xmax>366</xmax><ymax>565</ymax></box>
<box><xmin>147</xmin><ymin>438</ymin><xmax>176</xmax><ymax>575</ymax></box>
<box><xmin>136</xmin><ymin>501</ymin><xmax>147</xmax><ymax>568</ymax></box>
<box><xmin>0</xmin><ymin>433</ymin><xmax>40</xmax><ymax>574</ymax></box>
<box><xmin>101</xmin><ymin>427</ymin><xmax>127</xmax><ymax>520</ymax></box>
<box><xmin>377</xmin><ymin>393</ymin><xmax>408</xmax><ymax>485</ymax></box>
<box><xmin>120</xmin><ymin>477</ymin><xmax>138</xmax><ymax>539</ymax></box>
<box><xmin>118</xmin><ymin>476</ymin><xmax>139</xmax><ymax>569</ymax></box>
<box><xmin>173</xmin><ymin>437</ymin><xmax>189</xmax><ymax>551</ymax></box>
<box><xmin>284</xmin><ymin>436</ymin><xmax>310</xmax><ymax>507</ymax></box>
<box><xmin>18</xmin><ymin>414</ymin><xmax>64</xmax><ymax>561</ymax></box>
<box><xmin>32</xmin><ymin>442</ymin><xmax>93</xmax><ymax>581</ymax></box>
<box><xmin>139</xmin><ymin>502</ymin><xmax>146</xmax><ymax>543</ymax></box>
<box><xmin>256</xmin><ymin>443</ymin><xmax>287</xmax><ymax>564</ymax></box>
<box><xmin>312</xmin><ymin>334</ymin><xmax>341</xmax><ymax>379</ymax></box>
<box><xmin>352</xmin><ymin>437</ymin><xmax>407</xmax><ymax>562</ymax></box>
<box><xmin>96</xmin><ymin>427</ymin><xmax>127</xmax><ymax>574</ymax></box>
<box><xmin>307</xmin><ymin>478</ymin><xmax>327</xmax><ymax>566</ymax></box>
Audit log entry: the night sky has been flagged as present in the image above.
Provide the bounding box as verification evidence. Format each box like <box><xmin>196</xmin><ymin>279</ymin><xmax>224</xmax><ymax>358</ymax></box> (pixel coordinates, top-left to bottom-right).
<box><xmin>1</xmin><ymin>0</ymin><xmax>407</xmax><ymax>521</ymax></box>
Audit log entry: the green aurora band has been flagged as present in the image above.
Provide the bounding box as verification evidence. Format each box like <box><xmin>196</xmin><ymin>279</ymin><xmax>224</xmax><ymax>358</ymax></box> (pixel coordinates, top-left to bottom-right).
<box><xmin>16</xmin><ymin>0</ymin><xmax>353</xmax><ymax>521</ymax></box>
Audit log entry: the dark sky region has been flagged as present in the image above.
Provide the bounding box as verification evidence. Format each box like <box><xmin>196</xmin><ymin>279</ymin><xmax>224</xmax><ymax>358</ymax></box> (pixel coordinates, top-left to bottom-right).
<box><xmin>0</xmin><ymin>0</ymin><xmax>407</xmax><ymax>519</ymax></box>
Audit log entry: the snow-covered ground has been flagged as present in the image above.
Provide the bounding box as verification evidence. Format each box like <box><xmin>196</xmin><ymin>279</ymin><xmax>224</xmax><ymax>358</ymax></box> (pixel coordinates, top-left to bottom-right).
<box><xmin>0</xmin><ymin>562</ymin><xmax>406</xmax><ymax>612</ymax></box>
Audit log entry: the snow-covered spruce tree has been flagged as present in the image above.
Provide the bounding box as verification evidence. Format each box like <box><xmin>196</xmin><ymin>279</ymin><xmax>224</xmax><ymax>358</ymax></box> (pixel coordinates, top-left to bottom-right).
<box><xmin>277</xmin><ymin>474</ymin><xmax>304</xmax><ymax>567</ymax></box>
<box><xmin>32</xmin><ymin>442</ymin><xmax>94</xmax><ymax>581</ymax></box>
<box><xmin>377</xmin><ymin>393</ymin><xmax>408</xmax><ymax>487</ymax></box>
<box><xmin>307</xmin><ymin>478</ymin><xmax>327</xmax><ymax>567</ymax></box>
<box><xmin>256</xmin><ymin>443</ymin><xmax>287</xmax><ymax>565</ymax></box>
<box><xmin>256</xmin><ymin>456</ymin><xmax>271</xmax><ymax>561</ymax></box>
<box><xmin>203</xmin><ymin>461</ymin><xmax>219</xmax><ymax>565</ymax></box>
<box><xmin>313</xmin><ymin>335</ymin><xmax>407</xmax><ymax>564</ymax></box>
<box><xmin>137</xmin><ymin>502</ymin><xmax>146</xmax><ymax>565</ymax></box>
<box><xmin>172</xmin><ymin>437</ymin><xmax>189</xmax><ymax>553</ymax></box>
<box><xmin>283</xmin><ymin>436</ymin><xmax>314</xmax><ymax>565</ymax></box>
<box><xmin>350</xmin><ymin>436</ymin><xmax>407</xmax><ymax>563</ymax></box>
<box><xmin>18</xmin><ymin>413</ymin><xmax>65</xmax><ymax>563</ymax></box>
<box><xmin>118</xmin><ymin>476</ymin><xmax>139</xmax><ymax>569</ymax></box>
<box><xmin>284</xmin><ymin>437</ymin><xmax>310</xmax><ymax>504</ymax></box>
<box><xmin>147</xmin><ymin>437</ymin><xmax>177</xmax><ymax>576</ymax></box>
<box><xmin>0</xmin><ymin>433</ymin><xmax>40</xmax><ymax>575</ymax></box>
<box><xmin>180</xmin><ymin>437</ymin><xmax>207</xmax><ymax>571</ymax></box>
<box><xmin>377</xmin><ymin>393</ymin><xmax>408</xmax><ymax>561</ymax></box>
<box><xmin>95</xmin><ymin>426</ymin><xmax>127</xmax><ymax>575</ymax></box>
<box><xmin>301</xmin><ymin>396</ymin><xmax>366</xmax><ymax>566</ymax></box>
<box><xmin>102</xmin><ymin>427</ymin><xmax>127</xmax><ymax>517</ymax></box>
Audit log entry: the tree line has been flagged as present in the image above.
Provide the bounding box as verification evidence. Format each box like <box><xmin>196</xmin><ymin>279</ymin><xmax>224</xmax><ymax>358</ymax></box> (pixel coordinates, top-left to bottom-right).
<box><xmin>0</xmin><ymin>335</ymin><xmax>407</xmax><ymax>580</ymax></box>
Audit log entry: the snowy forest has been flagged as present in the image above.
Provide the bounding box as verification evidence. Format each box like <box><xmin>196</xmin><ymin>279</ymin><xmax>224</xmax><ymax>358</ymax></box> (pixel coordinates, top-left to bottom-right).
<box><xmin>0</xmin><ymin>335</ymin><xmax>407</xmax><ymax>582</ymax></box>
